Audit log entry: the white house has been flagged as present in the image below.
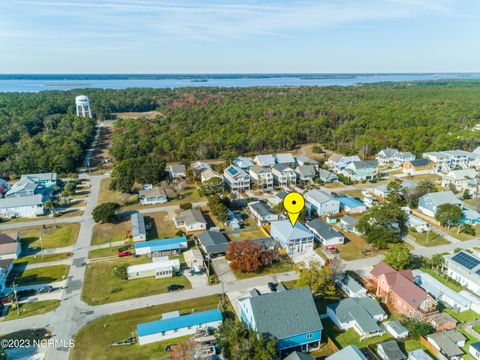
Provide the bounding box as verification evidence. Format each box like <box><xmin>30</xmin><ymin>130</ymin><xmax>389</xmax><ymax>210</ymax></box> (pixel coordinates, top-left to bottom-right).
<box><xmin>441</xmin><ymin>169</ymin><xmax>478</xmax><ymax>196</ymax></box>
<box><xmin>271</xmin><ymin>164</ymin><xmax>297</xmax><ymax>186</ymax></box>
<box><xmin>305</xmin><ymin>219</ymin><xmax>344</xmax><ymax>246</ymax></box>
<box><xmin>127</xmin><ymin>258</ymin><xmax>180</xmax><ymax>279</ymax></box>
<box><xmin>423</xmin><ymin>150</ymin><xmax>476</xmax><ymax>172</ymax></box>
<box><xmin>0</xmin><ymin>195</ymin><xmax>44</xmax><ymax>219</ymax></box>
<box><xmin>248</xmin><ymin>201</ymin><xmax>279</xmax><ymax>226</ymax></box>
<box><xmin>200</xmin><ymin>169</ymin><xmax>222</xmax><ymax>183</ymax></box>
<box><xmin>304</xmin><ymin>189</ymin><xmax>340</xmax><ymax>216</ymax></box>
<box><xmin>444</xmin><ymin>251</ymin><xmax>480</xmax><ymax>297</ymax></box>
<box><xmin>137</xmin><ymin>309</ymin><xmax>223</xmax><ymax>345</ymax></box>
<box><xmin>254</xmin><ymin>154</ymin><xmax>275</xmax><ymax>167</ymax></box>
<box><xmin>275</xmin><ymin>153</ymin><xmax>296</xmax><ymax>166</ymax></box>
<box><xmin>376</xmin><ymin>148</ymin><xmax>399</xmax><ymax>166</ymax></box>
<box><xmin>318</xmin><ymin>169</ymin><xmax>338</xmax><ymax>183</ymax></box>
<box><xmin>296</xmin><ymin>165</ymin><xmax>316</xmax><ymax>183</ymax></box>
<box><xmin>393</xmin><ymin>152</ymin><xmax>416</xmax><ymax>168</ymax></box>
<box><xmin>223</xmin><ymin>165</ymin><xmax>250</xmax><ymax>193</ymax></box>
<box><xmin>469</xmin><ymin>342</ymin><xmax>480</xmax><ymax>360</ymax></box>
<box><xmin>233</xmin><ymin>156</ymin><xmax>254</xmax><ymax>170</ymax></box>
<box><xmin>342</xmin><ymin>160</ymin><xmax>378</xmax><ymax>182</ymax></box>
<box><xmin>0</xmin><ymin>233</ymin><xmax>21</xmax><ymax>260</ymax></box>
<box><xmin>131</xmin><ymin>212</ymin><xmax>147</xmax><ymax>242</ymax></box>
<box><xmin>270</xmin><ymin>220</ymin><xmax>314</xmax><ymax>256</ymax></box>
<box><xmin>427</xmin><ymin>330</ymin><xmax>466</xmax><ymax>360</ymax></box>
<box><xmin>168</xmin><ymin>164</ymin><xmax>186</xmax><ymax>179</ymax></box>
<box><xmin>406</xmin><ymin>214</ymin><xmax>431</xmax><ymax>233</ymax></box>
<box><xmin>384</xmin><ymin>321</ymin><xmax>409</xmax><ymax>339</ymax></box>
<box><xmin>139</xmin><ymin>187</ymin><xmax>168</xmax><ymax>205</ymax></box>
<box><xmin>408</xmin><ymin>349</ymin><xmax>434</xmax><ymax>360</ymax></box>
<box><xmin>174</xmin><ymin>209</ymin><xmax>207</xmax><ymax>232</ymax></box>
<box><xmin>336</xmin><ymin>275</ymin><xmax>368</xmax><ymax>298</ymax></box>
<box><xmin>327</xmin><ymin>154</ymin><xmax>361</xmax><ymax>172</ymax></box>
<box><xmin>249</xmin><ymin>165</ymin><xmax>274</xmax><ymax>191</ymax></box>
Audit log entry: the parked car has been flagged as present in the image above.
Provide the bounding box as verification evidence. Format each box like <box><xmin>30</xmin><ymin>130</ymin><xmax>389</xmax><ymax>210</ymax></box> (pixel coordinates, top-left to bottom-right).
<box><xmin>167</xmin><ymin>284</ymin><xmax>184</xmax><ymax>292</ymax></box>
<box><xmin>118</xmin><ymin>245</ymin><xmax>131</xmax><ymax>253</ymax></box>
<box><xmin>326</xmin><ymin>246</ymin><xmax>339</xmax><ymax>254</ymax></box>
<box><xmin>267</xmin><ymin>282</ymin><xmax>277</xmax><ymax>292</ymax></box>
<box><xmin>117</xmin><ymin>251</ymin><xmax>132</xmax><ymax>257</ymax></box>
<box><xmin>37</xmin><ymin>286</ymin><xmax>54</xmax><ymax>294</ymax></box>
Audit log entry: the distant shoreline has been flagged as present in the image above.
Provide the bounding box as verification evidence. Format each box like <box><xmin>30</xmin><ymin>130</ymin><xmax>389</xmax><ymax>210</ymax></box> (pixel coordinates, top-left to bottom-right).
<box><xmin>46</xmin><ymin>83</ymin><xmax>93</xmax><ymax>87</ymax></box>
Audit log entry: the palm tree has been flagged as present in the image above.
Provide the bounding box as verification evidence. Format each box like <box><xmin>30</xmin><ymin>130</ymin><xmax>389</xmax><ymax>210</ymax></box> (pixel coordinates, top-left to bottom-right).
<box><xmin>44</xmin><ymin>200</ymin><xmax>57</xmax><ymax>226</ymax></box>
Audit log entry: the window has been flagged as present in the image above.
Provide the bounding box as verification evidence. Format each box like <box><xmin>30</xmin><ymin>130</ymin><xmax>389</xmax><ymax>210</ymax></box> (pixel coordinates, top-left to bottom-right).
<box><xmin>306</xmin><ymin>333</ymin><xmax>313</xmax><ymax>339</ymax></box>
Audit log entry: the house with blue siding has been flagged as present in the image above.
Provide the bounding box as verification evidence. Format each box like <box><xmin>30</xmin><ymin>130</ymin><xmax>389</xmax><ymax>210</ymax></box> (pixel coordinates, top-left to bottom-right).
<box><xmin>270</xmin><ymin>220</ymin><xmax>314</xmax><ymax>256</ymax></box>
<box><xmin>239</xmin><ymin>286</ymin><xmax>323</xmax><ymax>357</ymax></box>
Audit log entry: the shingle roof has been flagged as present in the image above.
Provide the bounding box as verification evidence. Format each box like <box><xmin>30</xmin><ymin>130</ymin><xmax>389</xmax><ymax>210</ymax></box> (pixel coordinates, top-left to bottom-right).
<box><xmin>169</xmin><ymin>164</ymin><xmax>186</xmax><ymax>174</ymax></box>
<box><xmin>271</xmin><ymin>220</ymin><xmax>314</xmax><ymax>242</ymax></box>
<box><xmin>197</xmin><ymin>231</ymin><xmax>230</xmax><ymax>255</ymax></box>
<box><xmin>409</xmin><ymin>158</ymin><xmax>433</xmax><ymax>167</ymax></box>
<box><xmin>275</xmin><ymin>153</ymin><xmax>296</xmax><ymax>164</ymax></box>
<box><xmin>176</xmin><ymin>209</ymin><xmax>207</xmax><ymax>226</ymax></box>
<box><xmin>296</xmin><ymin>165</ymin><xmax>316</xmax><ymax>177</ymax></box>
<box><xmin>319</xmin><ymin>168</ymin><xmax>337</xmax><ymax>180</ymax></box>
<box><xmin>248</xmin><ymin>287</ymin><xmax>323</xmax><ymax>339</ymax></box>
<box><xmin>427</xmin><ymin>331</ymin><xmax>465</xmax><ymax>357</ymax></box>
<box><xmin>351</xmin><ymin>160</ymin><xmax>378</xmax><ymax>169</ymax></box>
<box><xmin>305</xmin><ymin>189</ymin><xmax>334</xmax><ymax>204</ymax></box>
<box><xmin>306</xmin><ymin>219</ymin><xmax>342</xmax><ymax>240</ymax></box>
<box><xmin>255</xmin><ymin>154</ymin><xmax>276</xmax><ymax>167</ymax></box>
<box><xmin>139</xmin><ymin>187</ymin><xmax>167</xmax><ymax>198</ymax></box>
<box><xmin>272</xmin><ymin>163</ymin><xmax>295</xmax><ymax>172</ymax></box>
<box><xmin>326</xmin><ymin>345</ymin><xmax>367</xmax><ymax>360</ymax></box>
<box><xmin>250</xmin><ymin>165</ymin><xmax>270</xmax><ymax>175</ymax></box>
<box><xmin>284</xmin><ymin>351</ymin><xmax>315</xmax><ymax>360</ymax></box>
<box><xmin>296</xmin><ymin>155</ymin><xmax>318</xmax><ymax>165</ymax></box>
<box><xmin>420</xmin><ymin>191</ymin><xmax>462</xmax><ymax>207</ymax></box>
<box><xmin>131</xmin><ymin>212</ymin><xmax>146</xmax><ymax>238</ymax></box>
<box><xmin>248</xmin><ymin>201</ymin><xmax>276</xmax><ymax>219</ymax></box>
<box><xmin>377</xmin><ymin>340</ymin><xmax>406</xmax><ymax>360</ymax></box>
<box><xmin>0</xmin><ymin>194</ymin><xmax>43</xmax><ymax>208</ymax></box>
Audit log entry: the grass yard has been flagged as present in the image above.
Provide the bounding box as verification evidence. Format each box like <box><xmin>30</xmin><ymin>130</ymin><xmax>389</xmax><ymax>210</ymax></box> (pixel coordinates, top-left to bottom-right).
<box><xmin>71</xmin><ymin>295</ymin><xmax>221</xmax><ymax>360</ymax></box>
<box><xmin>336</xmin><ymin>189</ymin><xmax>364</xmax><ymax>199</ymax></box>
<box><xmin>144</xmin><ymin>211</ymin><xmax>178</xmax><ymax>239</ymax></box>
<box><xmin>82</xmin><ymin>256</ymin><xmax>192</xmax><ymax>305</ymax></box>
<box><xmin>444</xmin><ymin>308</ymin><xmax>480</xmax><ymax>323</ymax></box>
<box><xmin>421</xmin><ymin>268</ymin><xmax>464</xmax><ymax>292</ymax></box>
<box><xmin>225</xmin><ymin>228</ymin><xmax>266</xmax><ymax>241</ymax></box>
<box><xmin>459</xmin><ymin>328</ymin><xmax>480</xmax><ymax>360</ymax></box>
<box><xmin>438</xmin><ymin>225</ymin><xmax>477</xmax><ymax>241</ymax></box>
<box><xmin>91</xmin><ymin>219</ymin><xmax>130</xmax><ymax>245</ymax></box>
<box><xmin>14</xmin><ymin>252</ymin><xmax>71</xmax><ymax>265</ymax></box>
<box><xmin>8</xmin><ymin>264</ymin><xmax>69</xmax><ymax>286</ymax></box>
<box><xmin>322</xmin><ymin>318</ymin><xmax>393</xmax><ymax>348</ymax></box>
<box><xmin>1</xmin><ymin>223</ymin><xmax>80</xmax><ymax>250</ymax></box>
<box><xmin>333</xmin><ymin>227</ymin><xmax>382</xmax><ymax>261</ymax></box>
<box><xmin>408</xmin><ymin>230</ymin><xmax>449</xmax><ymax>247</ymax></box>
<box><xmin>323</xmin><ymin>182</ymin><xmax>345</xmax><ymax>189</ymax></box>
<box><xmin>2</xmin><ymin>300</ymin><xmax>60</xmax><ymax>321</ymax></box>
<box><xmin>88</xmin><ymin>244</ymin><xmax>129</xmax><ymax>259</ymax></box>
<box><xmin>232</xmin><ymin>257</ymin><xmax>294</xmax><ymax>280</ymax></box>
<box><xmin>97</xmin><ymin>178</ymin><xmax>137</xmax><ymax>205</ymax></box>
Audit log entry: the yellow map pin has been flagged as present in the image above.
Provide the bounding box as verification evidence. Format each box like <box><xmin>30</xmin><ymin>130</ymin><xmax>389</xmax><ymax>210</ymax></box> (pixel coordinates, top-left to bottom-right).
<box><xmin>283</xmin><ymin>192</ymin><xmax>305</xmax><ymax>227</ymax></box>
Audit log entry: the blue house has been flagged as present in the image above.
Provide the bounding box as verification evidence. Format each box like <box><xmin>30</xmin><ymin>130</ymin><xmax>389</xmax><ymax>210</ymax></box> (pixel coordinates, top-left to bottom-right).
<box><xmin>239</xmin><ymin>286</ymin><xmax>323</xmax><ymax>357</ymax></box>
<box><xmin>134</xmin><ymin>236</ymin><xmax>188</xmax><ymax>256</ymax></box>
<box><xmin>270</xmin><ymin>220</ymin><xmax>315</xmax><ymax>257</ymax></box>
<box><xmin>233</xmin><ymin>156</ymin><xmax>254</xmax><ymax>170</ymax></box>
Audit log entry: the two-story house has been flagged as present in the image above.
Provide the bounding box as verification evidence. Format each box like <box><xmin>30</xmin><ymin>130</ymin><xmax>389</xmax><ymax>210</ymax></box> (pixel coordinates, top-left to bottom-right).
<box><xmin>275</xmin><ymin>153</ymin><xmax>296</xmax><ymax>167</ymax></box>
<box><xmin>223</xmin><ymin>165</ymin><xmax>251</xmax><ymax>193</ymax></box>
<box><xmin>271</xmin><ymin>164</ymin><xmax>297</xmax><ymax>187</ymax></box>
<box><xmin>418</xmin><ymin>191</ymin><xmax>462</xmax><ymax>218</ymax></box>
<box><xmin>327</xmin><ymin>154</ymin><xmax>361</xmax><ymax>172</ymax></box>
<box><xmin>402</xmin><ymin>159</ymin><xmax>436</xmax><ymax>176</ymax></box>
<box><xmin>270</xmin><ymin>220</ymin><xmax>315</xmax><ymax>256</ymax></box>
<box><xmin>376</xmin><ymin>148</ymin><xmax>399</xmax><ymax>166</ymax></box>
<box><xmin>343</xmin><ymin>160</ymin><xmax>378</xmax><ymax>182</ymax></box>
<box><xmin>441</xmin><ymin>169</ymin><xmax>478</xmax><ymax>196</ymax></box>
<box><xmin>254</xmin><ymin>154</ymin><xmax>276</xmax><ymax>167</ymax></box>
<box><xmin>296</xmin><ymin>165</ymin><xmax>316</xmax><ymax>183</ymax></box>
<box><xmin>304</xmin><ymin>189</ymin><xmax>340</xmax><ymax>216</ymax></box>
<box><xmin>249</xmin><ymin>165</ymin><xmax>274</xmax><ymax>192</ymax></box>
<box><xmin>393</xmin><ymin>152</ymin><xmax>416</xmax><ymax>168</ymax></box>
<box><xmin>233</xmin><ymin>156</ymin><xmax>254</xmax><ymax>170</ymax></box>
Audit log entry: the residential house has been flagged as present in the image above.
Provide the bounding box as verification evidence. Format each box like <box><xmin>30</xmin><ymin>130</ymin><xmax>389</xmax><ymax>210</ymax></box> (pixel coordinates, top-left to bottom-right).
<box><xmin>183</xmin><ymin>249</ymin><xmax>205</xmax><ymax>270</ymax></box>
<box><xmin>305</xmin><ymin>219</ymin><xmax>344</xmax><ymax>246</ymax></box>
<box><xmin>339</xmin><ymin>215</ymin><xmax>361</xmax><ymax>235</ymax></box>
<box><xmin>318</xmin><ymin>169</ymin><xmax>338</xmax><ymax>183</ymax></box>
<box><xmin>168</xmin><ymin>164</ymin><xmax>186</xmax><ymax>179</ymax></box>
<box><xmin>5</xmin><ymin>177</ymin><xmax>38</xmax><ymax>198</ymax></box>
<box><xmin>461</xmin><ymin>208</ymin><xmax>480</xmax><ymax>224</ymax></box>
<box><xmin>275</xmin><ymin>153</ymin><xmax>296</xmax><ymax>167</ymax></box>
<box><xmin>6</xmin><ymin>173</ymin><xmax>57</xmax><ymax>200</ymax></box>
<box><xmin>418</xmin><ymin>191</ymin><xmax>462</xmax><ymax>218</ymax></box>
<box><xmin>337</xmin><ymin>196</ymin><xmax>367</xmax><ymax>214</ymax></box>
<box><xmin>304</xmin><ymin>189</ymin><xmax>340</xmax><ymax>216</ymax></box>
<box><xmin>131</xmin><ymin>212</ymin><xmax>147</xmax><ymax>242</ymax></box>
<box><xmin>223</xmin><ymin>165</ymin><xmax>251</xmax><ymax>193</ymax></box>
<box><xmin>343</xmin><ymin>160</ymin><xmax>378</xmax><ymax>182</ymax></box>
<box><xmin>134</xmin><ymin>237</ymin><xmax>188</xmax><ymax>257</ymax></box>
<box><xmin>402</xmin><ymin>159</ymin><xmax>436</xmax><ymax>176</ymax></box>
<box><xmin>225</xmin><ymin>209</ymin><xmax>241</xmax><ymax>230</ymax></box>
<box><xmin>296</xmin><ymin>165</ymin><xmax>316</xmax><ymax>183</ymax></box>
<box><xmin>233</xmin><ymin>156</ymin><xmax>254</xmax><ymax>170</ymax></box>
<box><xmin>0</xmin><ymin>232</ymin><xmax>20</xmax><ymax>260</ymax></box>
<box><xmin>326</xmin><ymin>297</ymin><xmax>387</xmax><ymax>339</ymax></box>
<box><xmin>296</xmin><ymin>155</ymin><xmax>319</xmax><ymax>168</ymax></box>
<box><xmin>254</xmin><ymin>154</ymin><xmax>276</xmax><ymax>167</ymax></box>
<box><xmin>384</xmin><ymin>321</ymin><xmax>409</xmax><ymax>339</ymax></box>
<box><xmin>336</xmin><ymin>275</ymin><xmax>368</xmax><ymax>298</ymax></box>
<box><xmin>393</xmin><ymin>152</ymin><xmax>416</xmax><ymax>168</ymax></box>
<box><xmin>376</xmin><ymin>148</ymin><xmax>399</xmax><ymax>166</ymax></box>
<box><xmin>284</xmin><ymin>351</ymin><xmax>315</xmax><ymax>360</ymax></box>
<box><xmin>327</xmin><ymin>154</ymin><xmax>361</xmax><ymax>172</ymax></box>
<box><xmin>174</xmin><ymin>209</ymin><xmax>208</xmax><ymax>232</ymax></box>
<box><xmin>127</xmin><ymin>258</ymin><xmax>180</xmax><ymax>279</ymax></box>
<box><xmin>269</xmin><ymin>191</ymin><xmax>288</xmax><ymax>206</ymax></box>
<box><xmin>424</xmin><ymin>150</ymin><xmax>476</xmax><ymax>172</ymax></box>
<box><xmin>249</xmin><ymin>165</ymin><xmax>274</xmax><ymax>192</ymax></box>
<box><xmin>469</xmin><ymin>342</ymin><xmax>480</xmax><ymax>360</ymax></box>
<box><xmin>427</xmin><ymin>330</ymin><xmax>466</xmax><ymax>360</ymax></box>
<box><xmin>408</xmin><ymin>349</ymin><xmax>434</xmax><ymax>360</ymax></box>
<box><xmin>362</xmin><ymin>191</ymin><xmax>376</xmax><ymax>208</ymax></box>
<box><xmin>370</xmin><ymin>261</ymin><xmax>437</xmax><ymax>320</ymax></box>
<box><xmin>200</xmin><ymin>169</ymin><xmax>222</xmax><ymax>183</ymax></box>
<box><xmin>248</xmin><ymin>201</ymin><xmax>279</xmax><ymax>226</ymax></box>
<box><xmin>137</xmin><ymin>309</ymin><xmax>223</xmax><ymax>345</ymax></box>
<box><xmin>444</xmin><ymin>251</ymin><xmax>480</xmax><ymax>297</ymax></box>
<box><xmin>376</xmin><ymin>340</ymin><xmax>407</xmax><ymax>360</ymax></box>
<box><xmin>239</xmin><ymin>286</ymin><xmax>323</xmax><ymax>356</ymax></box>
<box><xmin>191</xmin><ymin>161</ymin><xmax>211</xmax><ymax>175</ymax></box>
<box><xmin>271</xmin><ymin>164</ymin><xmax>297</xmax><ymax>187</ymax></box>
<box><xmin>441</xmin><ymin>169</ymin><xmax>478</xmax><ymax>196</ymax></box>
<box><xmin>372</xmin><ymin>184</ymin><xmax>391</xmax><ymax>199</ymax></box>
<box><xmin>326</xmin><ymin>346</ymin><xmax>368</xmax><ymax>360</ymax></box>
<box><xmin>20</xmin><ymin>173</ymin><xmax>57</xmax><ymax>188</ymax></box>
<box><xmin>430</xmin><ymin>312</ymin><xmax>457</xmax><ymax>332</ymax></box>
<box><xmin>139</xmin><ymin>187</ymin><xmax>168</xmax><ymax>205</ymax></box>
<box><xmin>0</xmin><ymin>195</ymin><xmax>44</xmax><ymax>219</ymax></box>
<box><xmin>406</xmin><ymin>214</ymin><xmax>431</xmax><ymax>233</ymax></box>
<box><xmin>0</xmin><ymin>259</ymin><xmax>13</xmax><ymax>294</ymax></box>
<box><xmin>412</xmin><ymin>269</ymin><xmax>471</xmax><ymax>313</ymax></box>
<box><xmin>0</xmin><ymin>179</ymin><xmax>10</xmax><ymax>196</ymax></box>
<box><xmin>196</xmin><ymin>231</ymin><xmax>230</xmax><ymax>257</ymax></box>
<box><xmin>270</xmin><ymin>220</ymin><xmax>314</xmax><ymax>256</ymax></box>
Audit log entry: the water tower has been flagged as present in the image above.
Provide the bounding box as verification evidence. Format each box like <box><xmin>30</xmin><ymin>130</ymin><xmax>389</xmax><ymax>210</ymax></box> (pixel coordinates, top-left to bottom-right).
<box><xmin>75</xmin><ymin>95</ymin><xmax>92</xmax><ymax>118</ymax></box>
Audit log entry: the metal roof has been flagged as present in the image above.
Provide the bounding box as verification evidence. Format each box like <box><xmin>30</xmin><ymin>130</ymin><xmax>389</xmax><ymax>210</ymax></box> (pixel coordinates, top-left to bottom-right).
<box><xmin>326</xmin><ymin>345</ymin><xmax>368</xmax><ymax>360</ymax></box>
<box><xmin>134</xmin><ymin>237</ymin><xmax>187</xmax><ymax>252</ymax></box>
<box><xmin>131</xmin><ymin>212</ymin><xmax>146</xmax><ymax>238</ymax></box>
<box><xmin>306</xmin><ymin>219</ymin><xmax>342</xmax><ymax>240</ymax></box>
<box><xmin>271</xmin><ymin>220</ymin><xmax>314</xmax><ymax>242</ymax></box>
<box><xmin>0</xmin><ymin>194</ymin><xmax>43</xmax><ymax>208</ymax></box>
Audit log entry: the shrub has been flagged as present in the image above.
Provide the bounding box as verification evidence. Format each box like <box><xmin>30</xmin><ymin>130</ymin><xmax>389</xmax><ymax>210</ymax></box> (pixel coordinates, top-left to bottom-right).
<box><xmin>92</xmin><ymin>202</ymin><xmax>120</xmax><ymax>223</ymax></box>
<box><xmin>180</xmin><ymin>202</ymin><xmax>193</xmax><ymax>210</ymax></box>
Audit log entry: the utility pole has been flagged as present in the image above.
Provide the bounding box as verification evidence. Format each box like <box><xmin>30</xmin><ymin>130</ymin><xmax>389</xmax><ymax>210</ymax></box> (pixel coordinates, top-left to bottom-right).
<box><xmin>40</xmin><ymin>231</ymin><xmax>44</xmax><ymax>260</ymax></box>
<box><xmin>12</xmin><ymin>282</ymin><xmax>20</xmax><ymax>316</ymax></box>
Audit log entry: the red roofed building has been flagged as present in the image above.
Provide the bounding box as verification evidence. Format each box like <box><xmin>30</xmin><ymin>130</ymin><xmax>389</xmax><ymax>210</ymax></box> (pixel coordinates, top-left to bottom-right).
<box><xmin>370</xmin><ymin>261</ymin><xmax>436</xmax><ymax>320</ymax></box>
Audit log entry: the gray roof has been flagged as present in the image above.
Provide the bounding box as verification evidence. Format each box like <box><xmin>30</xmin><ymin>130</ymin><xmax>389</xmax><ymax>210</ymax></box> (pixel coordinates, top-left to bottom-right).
<box><xmin>296</xmin><ymin>155</ymin><xmax>318</xmax><ymax>165</ymax></box>
<box><xmin>272</xmin><ymin>163</ymin><xmax>295</xmax><ymax>172</ymax></box>
<box><xmin>0</xmin><ymin>194</ymin><xmax>43</xmax><ymax>208</ymax></box>
<box><xmin>377</xmin><ymin>340</ymin><xmax>406</xmax><ymax>360</ymax></box>
<box><xmin>131</xmin><ymin>212</ymin><xmax>146</xmax><ymax>238</ymax></box>
<box><xmin>326</xmin><ymin>345</ymin><xmax>367</xmax><ymax>360</ymax></box>
<box><xmin>328</xmin><ymin>297</ymin><xmax>386</xmax><ymax>334</ymax></box>
<box><xmin>306</xmin><ymin>219</ymin><xmax>343</xmax><ymax>240</ymax></box>
<box><xmin>197</xmin><ymin>231</ymin><xmax>230</xmax><ymax>255</ymax></box>
<box><xmin>319</xmin><ymin>168</ymin><xmax>338</xmax><ymax>180</ymax></box>
<box><xmin>250</xmin><ymin>165</ymin><xmax>270</xmax><ymax>175</ymax></box>
<box><xmin>378</xmin><ymin>148</ymin><xmax>399</xmax><ymax>158</ymax></box>
<box><xmin>255</xmin><ymin>154</ymin><xmax>276</xmax><ymax>166</ymax></box>
<box><xmin>409</xmin><ymin>158</ymin><xmax>433</xmax><ymax>167</ymax></box>
<box><xmin>248</xmin><ymin>287</ymin><xmax>322</xmax><ymax>339</ymax></box>
<box><xmin>341</xmin><ymin>215</ymin><xmax>359</xmax><ymax>227</ymax></box>
<box><xmin>284</xmin><ymin>352</ymin><xmax>315</xmax><ymax>360</ymax></box>
<box><xmin>408</xmin><ymin>349</ymin><xmax>433</xmax><ymax>360</ymax></box>
<box><xmin>248</xmin><ymin>201</ymin><xmax>276</xmax><ymax>219</ymax></box>
<box><xmin>385</xmin><ymin>321</ymin><xmax>408</xmax><ymax>336</ymax></box>
<box><xmin>6</xmin><ymin>177</ymin><xmax>37</xmax><ymax>196</ymax></box>
<box><xmin>338</xmin><ymin>275</ymin><xmax>365</xmax><ymax>294</ymax></box>
<box><xmin>430</xmin><ymin>312</ymin><xmax>457</xmax><ymax>326</ymax></box>
<box><xmin>21</xmin><ymin>173</ymin><xmax>57</xmax><ymax>182</ymax></box>
<box><xmin>420</xmin><ymin>191</ymin><xmax>462</xmax><ymax>207</ymax></box>
<box><xmin>396</xmin><ymin>151</ymin><xmax>415</xmax><ymax>159</ymax></box>
<box><xmin>305</xmin><ymin>189</ymin><xmax>334</xmax><ymax>204</ymax></box>
<box><xmin>176</xmin><ymin>209</ymin><xmax>207</xmax><ymax>227</ymax></box>
<box><xmin>428</xmin><ymin>331</ymin><xmax>465</xmax><ymax>357</ymax></box>
<box><xmin>351</xmin><ymin>160</ymin><xmax>378</xmax><ymax>169</ymax></box>
<box><xmin>296</xmin><ymin>165</ymin><xmax>316</xmax><ymax>177</ymax></box>
<box><xmin>275</xmin><ymin>153</ymin><xmax>296</xmax><ymax>164</ymax></box>
<box><xmin>169</xmin><ymin>164</ymin><xmax>186</xmax><ymax>174</ymax></box>
<box><xmin>139</xmin><ymin>187</ymin><xmax>167</xmax><ymax>198</ymax></box>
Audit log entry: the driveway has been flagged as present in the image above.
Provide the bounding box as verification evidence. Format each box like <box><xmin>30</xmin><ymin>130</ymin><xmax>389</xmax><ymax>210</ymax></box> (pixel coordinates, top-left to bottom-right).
<box><xmin>183</xmin><ymin>271</ymin><xmax>209</xmax><ymax>289</ymax></box>
<box><xmin>290</xmin><ymin>250</ymin><xmax>325</xmax><ymax>265</ymax></box>
<box><xmin>211</xmin><ymin>257</ymin><xmax>237</xmax><ymax>283</ymax></box>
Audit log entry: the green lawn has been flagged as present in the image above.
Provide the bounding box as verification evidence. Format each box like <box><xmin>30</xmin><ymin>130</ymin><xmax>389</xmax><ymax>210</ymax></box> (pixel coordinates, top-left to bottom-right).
<box><xmin>8</xmin><ymin>265</ymin><xmax>69</xmax><ymax>286</ymax></box>
<box><xmin>421</xmin><ymin>268</ymin><xmax>464</xmax><ymax>292</ymax></box>
<box><xmin>144</xmin><ymin>211</ymin><xmax>179</xmax><ymax>239</ymax></box>
<box><xmin>232</xmin><ymin>257</ymin><xmax>294</xmax><ymax>279</ymax></box>
<box><xmin>97</xmin><ymin>178</ymin><xmax>137</xmax><ymax>205</ymax></box>
<box><xmin>14</xmin><ymin>252</ymin><xmax>71</xmax><ymax>265</ymax></box>
<box><xmin>91</xmin><ymin>219</ymin><xmax>130</xmax><ymax>245</ymax></box>
<box><xmin>225</xmin><ymin>228</ymin><xmax>267</xmax><ymax>241</ymax></box>
<box><xmin>88</xmin><ymin>244</ymin><xmax>129</xmax><ymax>259</ymax></box>
<box><xmin>82</xmin><ymin>256</ymin><xmax>192</xmax><ymax>305</ymax></box>
<box><xmin>434</xmin><ymin>225</ymin><xmax>476</xmax><ymax>241</ymax></box>
<box><xmin>409</xmin><ymin>230</ymin><xmax>449</xmax><ymax>247</ymax></box>
<box><xmin>2</xmin><ymin>300</ymin><xmax>60</xmax><ymax>321</ymax></box>
<box><xmin>71</xmin><ymin>295</ymin><xmax>221</xmax><ymax>360</ymax></box>
<box><xmin>459</xmin><ymin>328</ymin><xmax>480</xmax><ymax>360</ymax></box>
<box><xmin>445</xmin><ymin>308</ymin><xmax>480</xmax><ymax>323</ymax></box>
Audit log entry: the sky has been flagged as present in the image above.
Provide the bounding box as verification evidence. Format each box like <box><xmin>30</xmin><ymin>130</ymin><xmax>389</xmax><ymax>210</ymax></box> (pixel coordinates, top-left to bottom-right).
<box><xmin>1</xmin><ymin>0</ymin><xmax>480</xmax><ymax>73</ymax></box>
